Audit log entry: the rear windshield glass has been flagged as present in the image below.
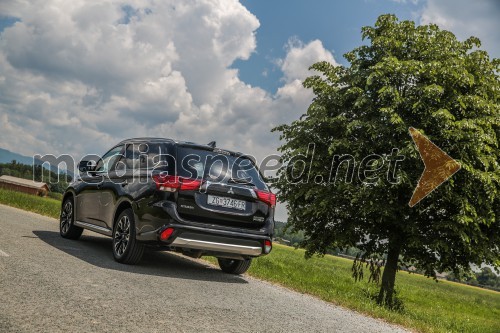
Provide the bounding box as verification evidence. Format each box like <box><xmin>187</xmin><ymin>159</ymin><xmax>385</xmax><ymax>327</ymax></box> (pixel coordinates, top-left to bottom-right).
<box><xmin>176</xmin><ymin>147</ymin><xmax>268</xmax><ymax>190</ymax></box>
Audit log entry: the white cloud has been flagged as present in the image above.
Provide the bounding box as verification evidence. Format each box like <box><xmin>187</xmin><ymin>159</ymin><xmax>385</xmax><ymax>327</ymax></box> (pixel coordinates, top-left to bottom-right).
<box><xmin>0</xmin><ymin>1</ymin><xmax>337</xmax><ymax>220</ymax></box>
<box><xmin>280</xmin><ymin>37</ymin><xmax>338</xmax><ymax>83</ymax></box>
<box><xmin>420</xmin><ymin>0</ymin><xmax>500</xmax><ymax>58</ymax></box>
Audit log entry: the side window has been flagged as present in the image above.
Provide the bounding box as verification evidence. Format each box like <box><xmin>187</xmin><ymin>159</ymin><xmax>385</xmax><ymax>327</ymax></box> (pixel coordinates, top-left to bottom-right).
<box><xmin>118</xmin><ymin>144</ymin><xmax>139</xmax><ymax>171</ymax></box>
<box><xmin>95</xmin><ymin>145</ymin><xmax>124</xmax><ymax>173</ymax></box>
<box><xmin>117</xmin><ymin>142</ymin><xmax>174</xmax><ymax>173</ymax></box>
<box><xmin>135</xmin><ymin>143</ymin><xmax>170</xmax><ymax>170</ymax></box>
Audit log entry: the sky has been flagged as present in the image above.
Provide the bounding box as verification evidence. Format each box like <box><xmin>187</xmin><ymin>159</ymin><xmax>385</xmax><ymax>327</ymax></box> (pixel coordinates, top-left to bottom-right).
<box><xmin>0</xmin><ymin>0</ymin><xmax>499</xmax><ymax>220</ymax></box>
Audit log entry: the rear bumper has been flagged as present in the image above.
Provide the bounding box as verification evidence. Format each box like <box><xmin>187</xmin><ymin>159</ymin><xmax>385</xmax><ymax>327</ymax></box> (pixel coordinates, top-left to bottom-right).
<box><xmin>137</xmin><ymin>224</ymin><xmax>270</xmax><ymax>259</ymax></box>
<box><xmin>135</xmin><ymin>200</ymin><xmax>272</xmax><ymax>258</ymax></box>
<box><xmin>170</xmin><ymin>237</ymin><xmax>263</xmax><ymax>257</ymax></box>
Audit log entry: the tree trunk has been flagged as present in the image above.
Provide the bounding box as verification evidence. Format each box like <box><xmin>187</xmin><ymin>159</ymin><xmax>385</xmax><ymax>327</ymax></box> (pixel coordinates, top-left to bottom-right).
<box><xmin>377</xmin><ymin>238</ymin><xmax>401</xmax><ymax>307</ymax></box>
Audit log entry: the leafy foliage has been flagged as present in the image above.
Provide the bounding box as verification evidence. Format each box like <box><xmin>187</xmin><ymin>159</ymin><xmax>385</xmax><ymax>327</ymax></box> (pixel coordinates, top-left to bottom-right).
<box><xmin>273</xmin><ymin>221</ymin><xmax>305</xmax><ymax>246</ymax></box>
<box><xmin>272</xmin><ymin>15</ymin><xmax>499</xmax><ymax>306</ymax></box>
<box><xmin>0</xmin><ymin>160</ymin><xmax>71</xmax><ymax>194</ymax></box>
<box><xmin>474</xmin><ymin>267</ymin><xmax>500</xmax><ymax>289</ymax></box>
<box><xmin>447</xmin><ymin>266</ymin><xmax>500</xmax><ymax>291</ymax></box>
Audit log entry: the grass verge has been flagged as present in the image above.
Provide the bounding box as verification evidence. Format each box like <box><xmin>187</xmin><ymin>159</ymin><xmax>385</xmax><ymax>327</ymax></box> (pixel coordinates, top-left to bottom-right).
<box><xmin>0</xmin><ymin>188</ymin><xmax>498</xmax><ymax>332</ymax></box>
<box><xmin>0</xmin><ymin>187</ymin><xmax>61</xmax><ymax>218</ymax></box>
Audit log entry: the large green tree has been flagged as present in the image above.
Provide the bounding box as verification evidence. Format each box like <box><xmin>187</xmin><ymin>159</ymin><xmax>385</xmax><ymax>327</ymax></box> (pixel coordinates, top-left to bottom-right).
<box><xmin>273</xmin><ymin>15</ymin><xmax>499</xmax><ymax>306</ymax></box>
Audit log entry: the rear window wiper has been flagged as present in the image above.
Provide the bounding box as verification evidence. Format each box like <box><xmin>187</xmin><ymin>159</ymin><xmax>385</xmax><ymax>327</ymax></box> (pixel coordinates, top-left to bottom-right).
<box><xmin>228</xmin><ymin>177</ymin><xmax>255</xmax><ymax>186</ymax></box>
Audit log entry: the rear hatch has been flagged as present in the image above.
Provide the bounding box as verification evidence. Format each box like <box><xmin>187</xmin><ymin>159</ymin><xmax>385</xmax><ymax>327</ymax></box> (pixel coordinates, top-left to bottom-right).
<box><xmin>173</xmin><ymin>145</ymin><xmax>274</xmax><ymax>228</ymax></box>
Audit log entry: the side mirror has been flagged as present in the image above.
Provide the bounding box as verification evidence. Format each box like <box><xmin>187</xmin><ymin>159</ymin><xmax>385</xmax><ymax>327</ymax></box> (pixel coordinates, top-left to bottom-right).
<box><xmin>78</xmin><ymin>160</ymin><xmax>96</xmax><ymax>172</ymax></box>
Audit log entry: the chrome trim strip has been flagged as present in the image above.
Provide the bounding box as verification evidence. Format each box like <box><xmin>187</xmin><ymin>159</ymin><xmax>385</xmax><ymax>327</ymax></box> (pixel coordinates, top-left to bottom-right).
<box><xmin>74</xmin><ymin>220</ymin><xmax>113</xmax><ymax>236</ymax></box>
<box><xmin>170</xmin><ymin>237</ymin><xmax>262</xmax><ymax>256</ymax></box>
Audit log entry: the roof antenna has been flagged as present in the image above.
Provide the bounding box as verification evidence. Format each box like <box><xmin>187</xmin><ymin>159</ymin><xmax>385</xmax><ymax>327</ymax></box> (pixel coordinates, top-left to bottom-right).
<box><xmin>207</xmin><ymin>141</ymin><xmax>216</xmax><ymax>148</ymax></box>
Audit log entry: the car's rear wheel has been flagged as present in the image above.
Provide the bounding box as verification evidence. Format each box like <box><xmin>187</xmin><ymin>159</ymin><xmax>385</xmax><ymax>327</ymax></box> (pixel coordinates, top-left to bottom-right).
<box><xmin>60</xmin><ymin>198</ymin><xmax>83</xmax><ymax>239</ymax></box>
<box><xmin>112</xmin><ymin>208</ymin><xmax>144</xmax><ymax>264</ymax></box>
<box><xmin>217</xmin><ymin>258</ymin><xmax>252</xmax><ymax>275</ymax></box>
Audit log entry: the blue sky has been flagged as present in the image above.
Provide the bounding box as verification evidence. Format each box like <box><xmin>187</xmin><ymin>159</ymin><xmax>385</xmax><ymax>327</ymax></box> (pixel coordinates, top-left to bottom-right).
<box><xmin>235</xmin><ymin>0</ymin><xmax>423</xmax><ymax>93</ymax></box>
<box><xmin>0</xmin><ymin>16</ymin><xmax>19</xmax><ymax>32</ymax></box>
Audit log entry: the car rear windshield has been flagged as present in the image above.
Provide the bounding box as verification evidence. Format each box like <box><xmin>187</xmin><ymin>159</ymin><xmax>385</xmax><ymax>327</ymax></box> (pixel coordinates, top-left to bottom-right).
<box><xmin>176</xmin><ymin>147</ymin><xmax>268</xmax><ymax>190</ymax></box>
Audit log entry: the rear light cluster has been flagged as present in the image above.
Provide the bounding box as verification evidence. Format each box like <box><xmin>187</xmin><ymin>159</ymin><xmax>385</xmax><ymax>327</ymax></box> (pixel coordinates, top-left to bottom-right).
<box><xmin>264</xmin><ymin>240</ymin><xmax>272</xmax><ymax>254</ymax></box>
<box><xmin>153</xmin><ymin>174</ymin><xmax>277</xmax><ymax>208</ymax></box>
<box><xmin>152</xmin><ymin>174</ymin><xmax>201</xmax><ymax>192</ymax></box>
<box><xmin>255</xmin><ymin>190</ymin><xmax>276</xmax><ymax>208</ymax></box>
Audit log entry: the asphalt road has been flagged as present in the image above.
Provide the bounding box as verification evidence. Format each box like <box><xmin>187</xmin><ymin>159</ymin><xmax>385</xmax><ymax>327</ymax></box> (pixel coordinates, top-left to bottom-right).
<box><xmin>0</xmin><ymin>204</ymin><xmax>407</xmax><ymax>333</ymax></box>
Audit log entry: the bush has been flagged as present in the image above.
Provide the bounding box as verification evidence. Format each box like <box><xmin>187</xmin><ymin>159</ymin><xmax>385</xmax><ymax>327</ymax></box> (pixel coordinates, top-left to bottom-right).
<box><xmin>47</xmin><ymin>192</ymin><xmax>63</xmax><ymax>200</ymax></box>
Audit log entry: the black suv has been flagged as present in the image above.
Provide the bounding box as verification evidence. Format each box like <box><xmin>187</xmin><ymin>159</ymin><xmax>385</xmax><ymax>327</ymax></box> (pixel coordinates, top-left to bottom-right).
<box><xmin>60</xmin><ymin>138</ymin><xmax>275</xmax><ymax>274</ymax></box>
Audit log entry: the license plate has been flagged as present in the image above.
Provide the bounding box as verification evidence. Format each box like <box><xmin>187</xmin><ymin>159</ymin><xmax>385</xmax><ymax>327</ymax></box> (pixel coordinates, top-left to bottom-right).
<box><xmin>207</xmin><ymin>195</ymin><xmax>246</xmax><ymax>211</ymax></box>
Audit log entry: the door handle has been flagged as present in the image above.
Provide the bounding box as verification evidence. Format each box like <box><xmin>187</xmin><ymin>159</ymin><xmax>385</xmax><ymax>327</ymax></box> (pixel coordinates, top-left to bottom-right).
<box><xmin>97</xmin><ymin>183</ymin><xmax>103</xmax><ymax>189</ymax></box>
<box><xmin>121</xmin><ymin>180</ymin><xmax>128</xmax><ymax>187</ymax></box>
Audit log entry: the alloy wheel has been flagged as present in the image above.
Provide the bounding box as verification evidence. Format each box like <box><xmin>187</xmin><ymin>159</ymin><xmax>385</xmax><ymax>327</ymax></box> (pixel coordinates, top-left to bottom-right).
<box><xmin>60</xmin><ymin>201</ymin><xmax>73</xmax><ymax>234</ymax></box>
<box><xmin>114</xmin><ymin>215</ymin><xmax>130</xmax><ymax>257</ymax></box>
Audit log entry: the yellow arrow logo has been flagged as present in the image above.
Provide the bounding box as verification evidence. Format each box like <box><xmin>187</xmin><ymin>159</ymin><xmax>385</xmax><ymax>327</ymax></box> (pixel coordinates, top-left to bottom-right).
<box><xmin>408</xmin><ymin>127</ymin><xmax>461</xmax><ymax>207</ymax></box>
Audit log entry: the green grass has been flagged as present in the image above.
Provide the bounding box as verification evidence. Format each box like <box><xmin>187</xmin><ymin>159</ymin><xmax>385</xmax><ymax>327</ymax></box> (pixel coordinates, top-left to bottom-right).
<box><xmin>47</xmin><ymin>191</ymin><xmax>64</xmax><ymax>200</ymax></box>
<box><xmin>0</xmin><ymin>187</ymin><xmax>498</xmax><ymax>332</ymax></box>
<box><xmin>206</xmin><ymin>245</ymin><xmax>500</xmax><ymax>333</ymax></box>
<box><xmin>0</xmin><ymin>187</ymin><xmax>61</xmax><ymax>218</ymax></box>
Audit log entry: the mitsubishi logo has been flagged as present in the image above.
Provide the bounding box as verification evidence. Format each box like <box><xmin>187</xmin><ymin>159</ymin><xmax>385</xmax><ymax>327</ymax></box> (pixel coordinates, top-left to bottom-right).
<box><xmin>227</xmin><ymin>187</ymin><xmax>235</xmax><ymax>195</ymax></box>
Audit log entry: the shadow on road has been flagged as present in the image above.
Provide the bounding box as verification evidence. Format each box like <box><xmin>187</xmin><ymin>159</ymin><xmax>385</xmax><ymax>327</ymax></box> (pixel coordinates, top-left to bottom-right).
<box><xmin>32</xmin><ymin>230</ymin><xmax>248</xmax><ymax>284</ymax></box>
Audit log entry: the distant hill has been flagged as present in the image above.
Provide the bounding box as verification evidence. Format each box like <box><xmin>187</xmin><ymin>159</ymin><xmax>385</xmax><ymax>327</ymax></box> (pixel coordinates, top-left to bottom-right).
<box><xmin>0</xmin><ymin>147</ymin><xmax>74</xmax><ymax>176</ymax></box>
<box><xmin>0</xmin><ymin>147</ymin><xmax>38</xmax><ymax>165</ymax></box>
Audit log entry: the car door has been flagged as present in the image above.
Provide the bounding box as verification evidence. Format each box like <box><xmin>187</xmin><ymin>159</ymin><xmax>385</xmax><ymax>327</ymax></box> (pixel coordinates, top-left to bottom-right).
<box><xmin>98</xmin><ymin>144</ymin><xmax>135</xmax><ymax>229</ymax></box>
<box><xmin>76</xmin><ymin>172</ymin><xmax>104</xmax><ymax>225</ymax></box>
<box><xmin>77</xmin><ymin>145</ymin><xmax>124</xmax><ymax>228</ymax></box>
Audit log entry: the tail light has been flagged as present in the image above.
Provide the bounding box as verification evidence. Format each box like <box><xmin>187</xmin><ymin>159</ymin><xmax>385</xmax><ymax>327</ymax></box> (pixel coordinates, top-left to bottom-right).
<box><xmin>179</xmin><ymin>178</ymin><xmax>202</xmax><ymax>191</ymax></box>
<box><xmin>264</xmin><ymin>239</ymin><xmax>272</xmax><ymax>254</ymax></box>
<box><xmin>255</xmin><ymin>189</ymin><xmax>276</xmax><ymax>208</ymax></box>
<box><xmin>152</xmin><ymin>174</ymin><xmax>202</xmax><ymax>192</ymax></box>
<box><xmin>160</xmin><ymin>227</ymin><xmax>175</xmax><ymax>241</ymax></box>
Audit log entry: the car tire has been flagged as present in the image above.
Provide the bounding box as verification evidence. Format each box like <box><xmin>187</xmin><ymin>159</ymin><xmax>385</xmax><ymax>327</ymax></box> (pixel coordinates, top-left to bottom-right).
<box><xmin>217</xmin><ymin>258</ymin><xmax>252</xmax><ymax>275</ymax></box>
<box><xmin>60</xmin><ymin>198</ymin><xmax>83</xmax><ymax>239</ymax></box>
<box><xmin>112</xmin><ymin>208</ymin><xmax>144</xmax><ymax>264</ymax></box>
